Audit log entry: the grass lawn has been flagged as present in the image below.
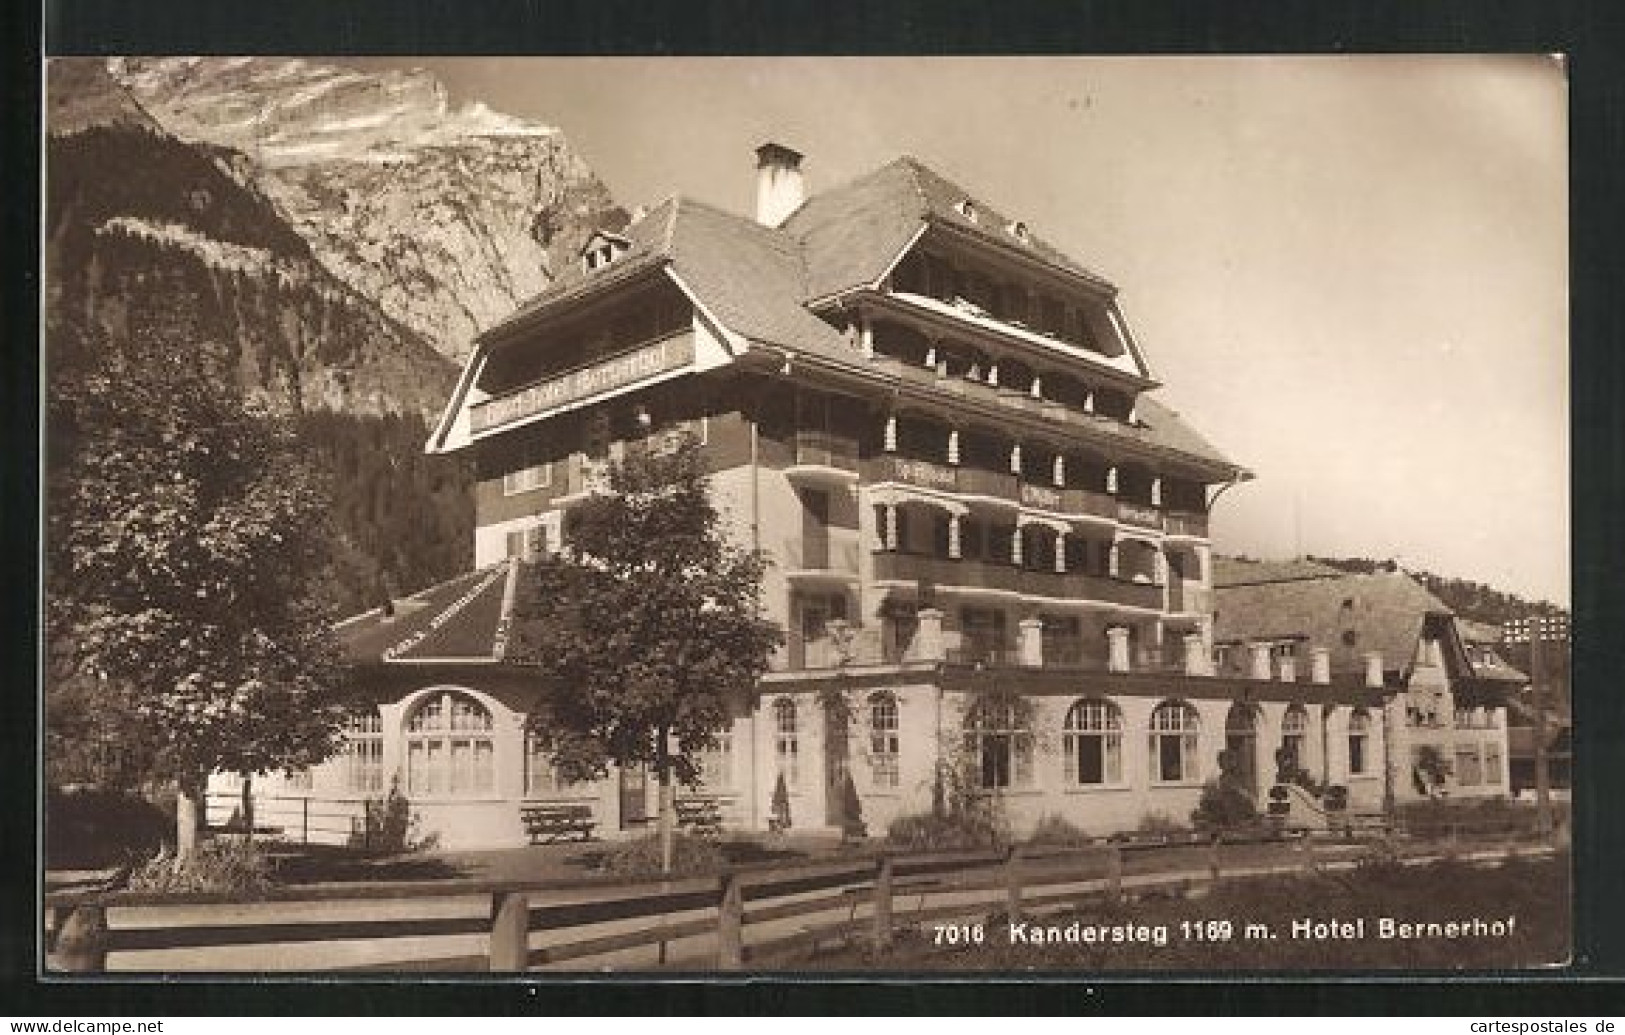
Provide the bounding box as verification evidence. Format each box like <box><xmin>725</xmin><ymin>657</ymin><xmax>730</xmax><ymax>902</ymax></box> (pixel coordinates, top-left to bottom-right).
<box><xmin>791</xmin><ymin>851</ymin><xmax>1570</xmax><ymax>972</ymax></box>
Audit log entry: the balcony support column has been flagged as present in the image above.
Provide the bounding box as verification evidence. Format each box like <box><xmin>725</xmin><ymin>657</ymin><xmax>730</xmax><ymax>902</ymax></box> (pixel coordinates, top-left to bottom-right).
<box><xmin>1030</xmin><ymin>374</ymin><xmax>1043</xmax><ymax>399</ymax></box>
<box><xmin>1151</xmin><ymin>477</ymin><xmax>1163</xmax><ymax>507</ymax></box>
<box><xmin>948</xmin><ymin>514</ymin><xmax>963</xmax><ymax>560</ymax></box>
<box><xmin>1054</xmin><ymin>533</ymin><xmax>1067</xmax><ymax>574</ymax></box>
<box><xmin>1249</xmin><ymin>643</ymin><xmax>1272</xmax><ymax>681</ymax></box>
<box><xmin>859</xmin><ymin>316</ymin><xmax>874</xmax><ymax>358</ymax></box>
<box><xmin>1011</xmin><ymin>527</ymin><xmax>1024</xmax><ymax>567</ymax></box>
<box><xmin>916</xmin><ymin>608</ymin><xmax>945</xmax><ymax>662</ymax></box>
<box><xmin>924</xmin><ymin>340</ymin><xmax>938</xmax><ymax>371</ymax></box>
<box><xmin>1009</xmin><ymin>442</ymin><xmax>1022</xmax><ymax>476</ymax></box>
<box><xmin>1106</xmin><ymin>466</ymin><xmax>1118</xmax><ymax>495</ymax></box>
<box><xmin>884</xmin><ymin>504</ymin><xmax>899</xmax><ymax>551</ymax></box>
<box><xmin>1310</xmin><ymin>646</ymin><xmax>1332</xmax><ymax>684</ymax></box>
<box><xmin>1018</xmin><ymin>618</ymin><xmax>1045</xmax><ymax>669</ymax></box>
<box><xmin>1184</xmin><ymin>633</ymin><xmax>1213</xmax><ymax>677</ymax></box>
<box><xmin>947</xmin><ymin>429</ymin><xmax>960</xmax><ymax>466</ymax></box>
<box><xmin>1107</xmin><ymin>627</ymin><xmax>1131</xmax><ymax>673</ymax></box>
<box><xmin>1083</xmin><ymin>389</ymin><xmax>1095</xmax><ymax>414</ymax></box>
<box><xmin>987</xmin><ymin>361</ymin><xmax>1000</xmax><ymax>388</ymax></box>
<box><xmin>1108</xmin><ymin>542</ymin><xmax>1121</xmax><ymax>579</ymax></box>
<box><xmin>883</xmin><ymin>414</ymin><xmax>897</xmax><ymax>452</ymax></box>
<box><xmin>1053</xmin><ymin>454</ymin><xmax>1065</xmax><ymax>487</ymax></box>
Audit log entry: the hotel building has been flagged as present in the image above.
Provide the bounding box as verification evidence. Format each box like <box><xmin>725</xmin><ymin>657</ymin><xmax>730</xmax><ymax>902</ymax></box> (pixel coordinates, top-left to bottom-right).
<box><xmin>218</xmin><ymin>147</ymin><xmax>1418</xmax><ymax>847</ymax></box>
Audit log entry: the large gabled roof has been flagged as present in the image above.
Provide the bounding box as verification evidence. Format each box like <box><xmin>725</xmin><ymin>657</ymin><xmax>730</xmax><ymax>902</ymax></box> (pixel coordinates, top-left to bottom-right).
<box><xmin>783</xmin><ymin>156</ymin><xmax>1111</xmax><ymax>303</ymax></box>
<box><xmin>1214</xmin><ymin>568</ymin><xmax>1455</xmax><ymax>678</ymax></box>
<box><xmin>453</xmin><ymin>153</ymin><xmax>1241</xmax><ymax>476</ymax></box>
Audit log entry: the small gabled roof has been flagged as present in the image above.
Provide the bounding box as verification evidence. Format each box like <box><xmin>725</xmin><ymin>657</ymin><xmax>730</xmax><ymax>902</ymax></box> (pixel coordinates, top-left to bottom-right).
<box><xmin>1214</xmin><ymin>556</ymin><xmax>1344</xmax><ymax>589</ymax></box>
<box><xmin>783</xmin><ymin>156</ymin><xmax>1112</xmax><ymax>303</ymax></box>
<box><xmin>1214</xmin><ymin>569</ymin><xmax>1455</xmax><ymax>679</ymax></box>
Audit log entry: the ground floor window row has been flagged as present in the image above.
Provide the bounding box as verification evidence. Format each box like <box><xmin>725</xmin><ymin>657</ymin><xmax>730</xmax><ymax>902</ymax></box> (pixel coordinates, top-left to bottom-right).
<box><xmin>287</xmin><ymin>690</ymin><xmax>1378</xmax><ymax>803</ymax></box>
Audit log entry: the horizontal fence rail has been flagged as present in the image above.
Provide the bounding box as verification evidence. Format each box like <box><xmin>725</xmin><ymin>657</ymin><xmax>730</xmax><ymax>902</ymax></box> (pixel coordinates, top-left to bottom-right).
<box><xmin>45</xmin><ymin>820</ymin><xmax>1558</xmax><ymax>973</ymax></box>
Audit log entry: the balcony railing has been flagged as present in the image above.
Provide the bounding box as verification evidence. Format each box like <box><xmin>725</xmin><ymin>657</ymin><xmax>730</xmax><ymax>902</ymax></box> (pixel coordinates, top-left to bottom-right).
<box><xmin>789</xmin><ymin>429</ymin><xmax>860</xmax><ymax>473</ymax></box>
<box><xmin>871</xmin><ymin>551</ymin><xmax>1163</xmax><ymax>610</ymax></box>
<box><xmin>779</xmin><ymin>537</ymin><xmax>860</xmax><ymax>575</ymax></box>
<box><xmin>1164</xmin><ymin>511</ymin><xmax>1210</xmax><ymax>538</ymax></box>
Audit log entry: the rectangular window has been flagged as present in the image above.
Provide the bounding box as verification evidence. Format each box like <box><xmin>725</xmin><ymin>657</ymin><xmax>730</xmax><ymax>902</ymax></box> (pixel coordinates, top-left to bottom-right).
<box><xmin>700</xmin><ymin>732</ymin><xmax>734</xmax><ymax>790</ymax></box>
<box><xmin>1455</xmin><ymin>746</ymin><xmax>1483</xmax><ymax>787</ymax></box>
<box><xmin>1484</xmin><ymin>743</ymin><xmax>1504</xmax><ymax>785</ymax></box>
<box><xmin>1348</xmin><ymin>732</ymin><xmax>1368</xmax><ymax>776</ymax></box>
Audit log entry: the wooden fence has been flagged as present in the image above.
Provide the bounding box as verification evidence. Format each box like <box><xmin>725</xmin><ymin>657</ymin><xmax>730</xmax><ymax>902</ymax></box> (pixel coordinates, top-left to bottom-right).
<box><xmin>44</xmin><ymin>823</ymin><xmax>1559</xmax><ymax>974</ymax></box>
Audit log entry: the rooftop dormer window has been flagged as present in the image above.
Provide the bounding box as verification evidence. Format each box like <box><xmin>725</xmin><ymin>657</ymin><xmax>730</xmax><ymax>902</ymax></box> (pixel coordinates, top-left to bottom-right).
<box><xmin>580</xmin><ymin>231</ymin><xmax>631</xmax><ymax>273</ymax></box>
<box><xmin>955</xmin><ymin>199</ymin><xmax>979</xmax><ymax>223</ymax></box>
<box><xmin>1007</xmin><ymin>220</ymin><xmax>1030</xmax><ymax>242</ymax></box>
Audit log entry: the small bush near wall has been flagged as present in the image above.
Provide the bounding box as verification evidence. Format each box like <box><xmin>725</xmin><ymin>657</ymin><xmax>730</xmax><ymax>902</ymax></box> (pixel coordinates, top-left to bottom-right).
<box><xmin>600</xmin><ymin>832</ymin><xmax>725</xmax><ymax>878</ymax></box>
<box><xmin>887</xmin><ymin>810</ymin><xmax>1005</xmax><ymax>852</ymax></box>
<box><xmin>1026</xmin><ymin>814</ymin><xmax>1091</xmax><ymax>848</ymax></box>
<box><xmin>126</xmin><ymin>837</ymin><xmax>273</xmax><ymax>895</ymax></box>
<box><xmin>348</xmin><ymin>778</ymin><xmax>438</xmax><ymax>855</ymax></box>
<box><xmin>1191</xmin><ymin>779</ymin><xmax>1259</xmax><ymax>834</ymax></box>
<box><xmin>1134</xmin><ymin>811</ymin><xmax>1188</xmax><ymax>836</ymax></box>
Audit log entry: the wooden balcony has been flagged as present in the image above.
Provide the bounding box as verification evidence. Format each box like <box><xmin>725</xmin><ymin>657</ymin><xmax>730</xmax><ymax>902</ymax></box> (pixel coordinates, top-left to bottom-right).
<box><xmin>871</xmin><ymin>551</ymin><xmax>1163</xmax><ymax>610</ymax></box>
<box><xmin>1164</xmin><ymin>511</ymin><xmax>1210</xmax><ymax>538</ymax></box>
<box><xmin>786</xmin><ymin>429</ymin><xmax>860</xmax><ymax>483</ymax></box>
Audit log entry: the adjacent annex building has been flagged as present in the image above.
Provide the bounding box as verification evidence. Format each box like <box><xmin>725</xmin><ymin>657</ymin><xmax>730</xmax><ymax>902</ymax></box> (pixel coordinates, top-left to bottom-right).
<box><xmin>220</xmin><ymin>146</ymin><xmax>1414</xmax><ymax>848</ymax></box>
<box><xmin>1213</xmin><ymin>559</ymin><xmax>1519</xmax><ymax>803</ymax></box>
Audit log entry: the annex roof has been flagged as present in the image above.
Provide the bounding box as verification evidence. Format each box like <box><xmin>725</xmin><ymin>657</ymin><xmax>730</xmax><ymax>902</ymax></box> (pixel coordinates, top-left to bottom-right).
<box><xmin>1214</xmin><ymin>569</ymin><xmax>1455</xmax><ymax>678</ymax></box>
<box><xmin>337</xmin><ymin>561</ymin><xmax>517</xmax><ymax>665</ymax></box>
<box><xmin>1213</xmin><ymin>556</ymin><xmax>1344</xmax><ymax>588</ymax></box>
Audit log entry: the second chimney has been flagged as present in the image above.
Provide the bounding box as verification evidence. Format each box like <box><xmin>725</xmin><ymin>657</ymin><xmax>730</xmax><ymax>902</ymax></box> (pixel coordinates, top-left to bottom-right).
<box><xmin>755</xmin><ymin>142</ymin><xmax>805</xmax><ymax>227</ymax></box>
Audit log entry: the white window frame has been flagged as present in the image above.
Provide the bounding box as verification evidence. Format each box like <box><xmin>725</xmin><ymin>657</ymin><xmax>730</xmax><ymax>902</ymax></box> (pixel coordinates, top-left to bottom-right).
<box><xmin>504</xmin><ymin>456</ymin><xmax>552</xmax><ymax>496</ymax></box>
<box><xmin>405</xmin><ymin>691</ymin><xmax>497</xmax><ymax>798</ymax></box>
<box><xmin>869</xmin><ymin>693</ymin><xmax>901</xmax><ymax>789</ymax></box>
<box><xmin>344</xmin><ymin>712</ymin><xmax>385</xmax><ymax>795</ymax></box>
<box><xmin>773</xmin><ymin>698</ymin><xmax>800</xmax><ymax>788</ymax></box>
<box><xmin>1149</xmin><ymin>700</ymin><xmax>1202</xmax><ymax>784</ymax></box>
<box><xmin>699</xmin><ymin>729</ymin><xmax>735</xmax><ymax>791</ymax></box>
<box><xmin>1347</xmin><ymin>709</ymin><xmax>1372</xmax><ymax>775</ymax></box>
<box><xmin>1063</xmin><ymin>698</ymin><xmax>1124</xmax><ymax>787</ymax></box>
<box><xmin>966</xmin><ymin>699</ymin><xmax>1034</xmax><ymax>791</ymax></box>
<box><xmin>1281</xmin><ymin>704</ymin><xmax>1309</xmax><ymax>769</ymax></box>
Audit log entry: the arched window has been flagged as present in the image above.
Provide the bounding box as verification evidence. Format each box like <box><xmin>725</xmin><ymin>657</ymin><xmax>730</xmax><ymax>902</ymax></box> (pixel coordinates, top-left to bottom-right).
<box><xmin>1280</xmin><ymin>704</ymin><xmax>1309</xmax><ymax>773</ymax></box>
<box><xmin>965</xmin><ymin>697</ymin><xmax>1033</xmax><ymax>790</ymax></box>
<box><xmin>869</xmin><ymin>693</ymin><xmax>901</xmax><ymax>788</ymax></box>
<box><xmin>344</xmin><ymin>712</ymin><xmax>385</xmax><ymax>794</ymax></box>
<box><xmin>1347</xmin><ymin>709</ymin><xmax>1371</xmax><ymax>776</ymax></box>
<box><xmin>1063</xmin><ymin>698</ymin><xmax>1123</xmax><ymax>786</ymax></box>
<box><xmin>405</xmin><ymin>691</ymin><xmax>495</xmax><ymax>797</ymax></box>
<box><xmin>774</xmin><ymin>698</ymin><xmax>800</xmax><ymax>787</ymax></box>
<box><xmin>1150</xmin><ymin>700</ymin><xmax>1202</xmax><ymax>783</ymax></box>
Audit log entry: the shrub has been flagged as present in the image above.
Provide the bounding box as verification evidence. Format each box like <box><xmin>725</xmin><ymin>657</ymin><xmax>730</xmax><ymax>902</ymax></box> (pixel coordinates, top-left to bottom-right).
<box><xmin>1135</xmin><ymin>810</ymin><xmax>1187</xmax><ymax>836</ymax></box>
<box><xmin>126</xmin><ymin>837</ymin><xmax>273</xmax><ymax>895</ymax></box>
<box><xmin>46</xmin><ymin>786</ymin><xmax>172</xmax><ymax>869</ymax></box>
<box><xmin>599</xmin><ymin>831</ymin><xmax>725</xmax><ymax>878</ymax></box>
<box><xmin>1191</xmin><ymin>778</ymin><xmax>1259</xmax><ymax>833</ymax></box>
<box><xmin>887</xmin><ymin>810</ymin><xmax>1004</xmax><ymax>852</ymax></box>
<box><xmin>1026</xmin><ymin>813</ymin><xmax>1090</xmax><ymax>848</ymax></box>
<box><xmin>769</xmin><ymin>773</ymin><xmax>792</xmax><ymax>833</ymax></box>
<box><xmin>839</xmin><ymin>772</ymin><xmax>867</xmax><ymax>841</ymax></box>
<box><xmin>348</xmin><ymin>777</ymin><xmax>437</xmax><ymax>854</ymax></box>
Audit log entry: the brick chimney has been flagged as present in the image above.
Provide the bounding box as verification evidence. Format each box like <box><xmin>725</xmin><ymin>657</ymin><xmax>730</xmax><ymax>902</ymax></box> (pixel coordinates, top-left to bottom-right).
<box><xmin>755</xmin><ymin>142</ymin><xmax>805</xmax><ymax>227</ymax></box>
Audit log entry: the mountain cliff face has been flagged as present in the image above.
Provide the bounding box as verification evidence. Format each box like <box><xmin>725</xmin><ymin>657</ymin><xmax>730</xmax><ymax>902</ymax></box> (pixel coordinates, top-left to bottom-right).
<box><xmin>112</xmin><ymin>57</ymin><xmax>624</xmax><ymax>361</ymax></box>
<box><xmin>47</xmin><ymin>60</ymin><xmax>458</xmax><ymax>420</ymax></box>
<box><xmin>47</xmin><ymin>59</ymin><xmax>474</xmax><ymax>610</ymax></box>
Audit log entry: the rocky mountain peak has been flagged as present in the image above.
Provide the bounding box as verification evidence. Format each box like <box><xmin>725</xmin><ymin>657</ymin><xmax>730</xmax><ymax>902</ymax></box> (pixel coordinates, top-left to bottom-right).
<box><xmin>111</xmin><ymin>57</ymin><xmax>623</xmax><ymax>361</ymax></box>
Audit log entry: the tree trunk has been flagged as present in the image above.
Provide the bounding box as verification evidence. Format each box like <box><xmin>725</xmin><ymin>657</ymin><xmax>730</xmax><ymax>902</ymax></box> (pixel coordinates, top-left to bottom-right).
<box><xmin>175</xmin><ymin>773</ymin><xmax>205</xmax><ymax>864</ymax></box>
<box><xmin>657</xmin><ymin>727</ymin><xmax>675</xmax><ymax>874</ymax></box>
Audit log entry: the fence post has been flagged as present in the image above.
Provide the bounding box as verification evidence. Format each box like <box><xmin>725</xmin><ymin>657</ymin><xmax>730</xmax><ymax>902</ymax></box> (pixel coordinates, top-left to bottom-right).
<box><xmin>488</xmin><ymin>890</ymin><xmax>530</xmax><ymax>972</ymax></box>
<box><xmin>716</xmin><ymin>869</ymin><xmax>743</xmax><ymax>970</ymax></box>
<box><xmin>302</xmin><ymin>797</ymin><xmax>310</xmax><ymax>845</ymax></box>
<box><xmin>1105</xmin><ymin>843</ymin><xmax>1123</xmax><ymax>904</ymax></box>
<box><xmin>873</xmin><ymin>854</ymin><xmax>894</xmax><ymax>951</ymax></box>
<box><xmin>1207</xmin><ymin>833</ymin><xmax>1222</xmax><ymax>884</ymax></box>
<box><xmin>1005</xmin><ymin>843</ymin><xmax>1023</xmax><ymax>922</ymax></box>
<box><xmin>52</xmin><ymin>903</ymin><xmax>108</xmax><ymax>973</ymax></box>
<box><xmin>1297</xmin><ymin>832</ymin><xmax>1314</xmax><ymax>875</ymax></box>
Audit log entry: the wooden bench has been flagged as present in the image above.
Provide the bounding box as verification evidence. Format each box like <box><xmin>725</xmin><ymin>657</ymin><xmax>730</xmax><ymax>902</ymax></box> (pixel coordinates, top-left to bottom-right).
<box><xmin>675</xmin><ymin>797</ymin><xmax>723</xmax><ymax>837</ymax></box>
<box><xmin>521</xmin><ymin>803</ymin><xmax>597</xmax><ymax>844</ymax></box>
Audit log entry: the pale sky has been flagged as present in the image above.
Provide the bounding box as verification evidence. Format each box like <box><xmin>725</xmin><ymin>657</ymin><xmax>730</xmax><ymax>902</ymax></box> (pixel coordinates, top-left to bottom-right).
<box><xmin>353</xmin><ymin>56</ymin><xmax>1569</xmax><ymax>605</ymax></box>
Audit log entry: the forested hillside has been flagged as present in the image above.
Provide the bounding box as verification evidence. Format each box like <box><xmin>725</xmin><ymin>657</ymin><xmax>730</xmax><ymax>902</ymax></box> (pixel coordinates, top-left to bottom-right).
<box><xmin>1306</xmin><ymin>556</ymin><xmax>1568</xmax><ymax>626</ymax></box>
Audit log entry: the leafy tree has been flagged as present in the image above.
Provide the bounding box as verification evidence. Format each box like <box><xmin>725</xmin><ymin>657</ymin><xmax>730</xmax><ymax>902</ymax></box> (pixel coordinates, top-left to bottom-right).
<box><xmin>47</xmin><ymin>325</ymin><xmax>351</xmax><ymax>860</ymax></box>
<box><xmin>510</xmin><ymin>433</ymin><xmax>782</xmax><ymax>871</ymax></box>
